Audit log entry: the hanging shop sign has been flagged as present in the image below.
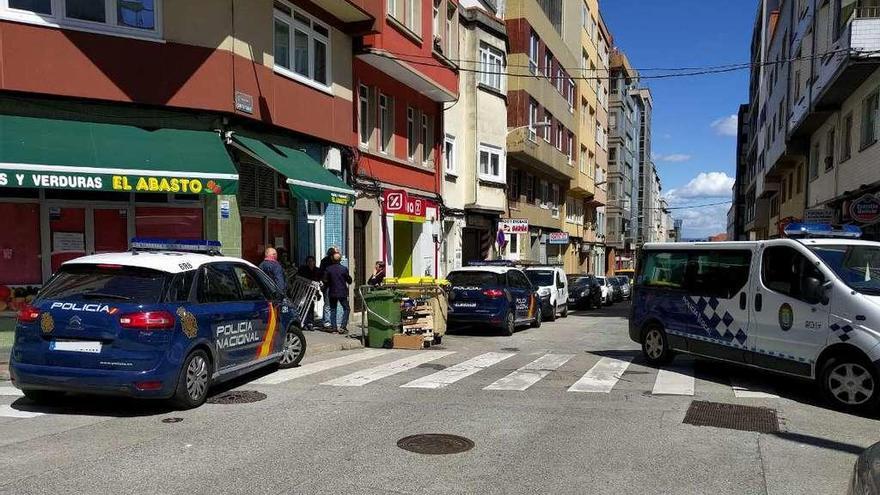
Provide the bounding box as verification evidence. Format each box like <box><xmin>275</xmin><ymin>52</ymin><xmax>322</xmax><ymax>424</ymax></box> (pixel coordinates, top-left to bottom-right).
<box><xmin>383</xmin><ymin>189</ymin><xmax>436</xmax><ymax>223</ymax></box>
<box><xmin>498</xmin><ymin>219</ymin><xmax>529</xmax><ymax>234</ymax></box>
<box><xmin>548</xmin><ymin>232</ymin><xmax>570</xmax><ymax>245</ymax></box>
<box><xmin>804</xmin><ymin>207</ymin><xmax>834</xmax><ymax>224</ymax></box>
<box><xmin>850</xmin><ymin>194</ymin><xmax>880</xmax><ymax>224</ymax></box>
<box><xmin>0</xmin><ymin>169</ymin><xmax>237</xmax><ymax>195</ymax></box>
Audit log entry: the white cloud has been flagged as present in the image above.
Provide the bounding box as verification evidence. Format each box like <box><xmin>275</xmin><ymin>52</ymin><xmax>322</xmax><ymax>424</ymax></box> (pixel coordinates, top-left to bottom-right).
<box><xmin>654</xmin><ymin>153</ymin><xmax>692</xmax><ymax>163</ymax></box>
<box><xmin>710</xmin><ymin>114</ymin><xmax>738</xmax><ymax>137</ymax></box>
<box><xmin>665</xmin><ymin>172</ymin><xmax>735</xmax><ymax>201</ymax></box>
<box><xmin>673</xmin><ymin>203</ymin><xmax>731</xmax><ymax>239</ymax></box>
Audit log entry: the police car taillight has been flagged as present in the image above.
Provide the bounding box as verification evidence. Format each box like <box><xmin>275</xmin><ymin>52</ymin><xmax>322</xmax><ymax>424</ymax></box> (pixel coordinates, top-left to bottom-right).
<box><xmin>119</xmin><ymin>311</ymin><xmax>175</xmax><ymax>330</ymax></box>
<box><xmin>483</xmin><ymin>289</ymin><xmax>505</xmax><ymax>298</ymax></box>
<box><xmin>16</xmin><ymin>304</ymin><xmax>39</xmax><ymax>323</ymax></box>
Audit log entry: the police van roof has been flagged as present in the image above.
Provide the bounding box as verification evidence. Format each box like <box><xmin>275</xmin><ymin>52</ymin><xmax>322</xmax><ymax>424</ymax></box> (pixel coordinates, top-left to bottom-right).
<box><xmin>450</xmin><ymin>266</ymin><xmax>519</xmax><ymax>274</ymax></box>
<box><xmin>642</xmin><ymin>241</ymin><xmax>758</xmax><ymax>250</ymax></box>
<box><xmin>61</xmin><ymin>251</ymin><xmax>252</xmax><ymax>274</ymax></box>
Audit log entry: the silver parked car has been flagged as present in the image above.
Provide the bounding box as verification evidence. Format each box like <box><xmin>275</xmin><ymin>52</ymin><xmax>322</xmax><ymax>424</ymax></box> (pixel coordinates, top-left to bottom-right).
<box><xmin>614</xmin><ymin>276</ymin><xmax>632</xmax><ymax>300</ymax></box>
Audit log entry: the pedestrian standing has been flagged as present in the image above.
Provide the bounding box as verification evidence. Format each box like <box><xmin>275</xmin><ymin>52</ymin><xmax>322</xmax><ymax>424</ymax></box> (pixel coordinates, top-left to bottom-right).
<box><xmin>297</xmin><ymin>256</ymin><xmax>321</xmax><ymax>330</ymax></box>
<box><xmin>367</xmin><ymin>261</ymin><xmax>386</xmax><ymax>286</ymax></box>
<box><xmin>258</xmin><ymin>247</ymin><xmax>286</xmax><ymax>295</ymax></box>
<box><xmin>318</xmin><ymin>247</ymin><xmax>338</xmax><ymax>329</ymax></box>
<box><xmin>323</xmin><ymin>252</ymin><xmax>352</xmax><ymax>334</ymax></box>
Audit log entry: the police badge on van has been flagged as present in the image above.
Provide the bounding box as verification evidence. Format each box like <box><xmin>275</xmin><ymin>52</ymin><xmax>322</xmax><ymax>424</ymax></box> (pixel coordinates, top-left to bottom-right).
<box><xmin>778</xmin><ymin>303</ymin><xmax>794</xmax><ymax>331</ymax></box>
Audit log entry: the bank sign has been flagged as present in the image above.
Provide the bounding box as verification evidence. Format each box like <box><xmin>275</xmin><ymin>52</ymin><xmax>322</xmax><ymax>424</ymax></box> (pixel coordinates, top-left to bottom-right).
<box><xmin>498</xmin><ymin>219</ymin><xmax>529</xmax><ymax>234</ymax></box>
<box><xmin>383</xmin><ymin>189</ymin><xmax>436</xmax><ymax>223</ymax></box>
<box><xmin>0</xmin><ymin>168</ymin><xmax>238</xmax><ymax>195</ymax></box>
<box><xmin>849</xmin><ymin>194</ymin><xmax>880</xmax><ymax>224</ymax></box>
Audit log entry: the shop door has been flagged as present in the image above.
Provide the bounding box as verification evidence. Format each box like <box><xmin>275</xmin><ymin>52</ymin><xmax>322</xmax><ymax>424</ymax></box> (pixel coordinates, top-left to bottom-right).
<box><xmin>353</xmin><ymin>212</ymin><xmax>369</xmax><ymax>312</ymax></box>
<box><xmin>462</xmin><ymin>228</ymin><xmax>480</xmax><ymax>265</ymax></box>
<box><xmin>393</xmin><ymin>221</ymin><xmax>414</xmax><ymax>278</ymax></box>
<box><xmin>242</xmin><ymin>216</ymin><xmax>266</xmax><ymax>266</ymax></box>
<box><xmin>49</xmin><ymin>207</ymin><xmax>86</xmax><ymax>273</ymax></box>
<box><xmin>93</xmin><ymin>208</ymin><xmax>129</xmax><ymax>254</ymax></box>
<box><xmin>0</xmin><ymin>203</ymin><xmax>41</xmax><ymax>285</ymax></box>
<box><xmin>267</xmin><ymin>218</ymin><xmax>291</xmax><ymax>261</ymax></box>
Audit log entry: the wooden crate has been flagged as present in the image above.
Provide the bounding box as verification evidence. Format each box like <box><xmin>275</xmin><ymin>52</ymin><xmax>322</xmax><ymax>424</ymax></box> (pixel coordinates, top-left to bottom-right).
<box><xmin>393</xmin><ymin>333</ymin><xmax>425</xmax><ymax>350</ymax></box>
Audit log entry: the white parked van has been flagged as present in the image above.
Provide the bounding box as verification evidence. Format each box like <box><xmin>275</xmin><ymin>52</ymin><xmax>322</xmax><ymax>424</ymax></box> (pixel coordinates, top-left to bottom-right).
<box><xmin>525</xmin><ymin>266</ymin><xmax>569</xmax><ymax>321</ymax></box>
<box><xmin>630</xmin><ymin>224</ymin><xmax>880</xmax><ymax>413</ymax></box>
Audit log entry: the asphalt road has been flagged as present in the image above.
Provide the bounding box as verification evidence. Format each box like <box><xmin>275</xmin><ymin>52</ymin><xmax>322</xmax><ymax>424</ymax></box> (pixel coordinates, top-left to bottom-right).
<box><xmin>0</xmin><ymin>303</ymin><xmax>877</xmax><ymax>495</ymax></box>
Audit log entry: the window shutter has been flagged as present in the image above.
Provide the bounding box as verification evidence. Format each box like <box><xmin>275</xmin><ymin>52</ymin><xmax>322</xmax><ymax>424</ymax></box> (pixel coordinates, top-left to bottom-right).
<box><xmin>257</xmin><ymin>164</ymin><xmax>277</xmax><ymax>209</ymax></box>
<box><xmin>239</xmin><ymin>162</ymin><xmax>257</xmax><ymax>208</ymax></box>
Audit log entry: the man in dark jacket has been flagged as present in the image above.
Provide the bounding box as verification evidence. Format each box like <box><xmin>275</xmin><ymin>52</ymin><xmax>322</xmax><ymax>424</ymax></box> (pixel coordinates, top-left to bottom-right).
<box><xmin>318</xmin><ymin>247</ymin><xmax>337</xmax><ymax>328</ymax></box>
<box><xmin>259</xmin><ymin>247</ymin><xmax>286</xmax><ymax>294</ymax></box>
<box><xmin>323</xmin><ymin>252</ymin><xmax>352</xmax><ymax>334</ymax></box>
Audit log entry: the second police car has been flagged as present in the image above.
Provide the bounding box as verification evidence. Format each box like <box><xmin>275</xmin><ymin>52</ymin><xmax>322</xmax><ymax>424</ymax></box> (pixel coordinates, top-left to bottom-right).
<box><xmin>630</xmin><ymin>224</ymin><xmax>880</xmax><ymax>413</ymax></box>
<box><xmin>10</xmin><ymin>239</ymin><xmax>306</xmax><ymax>409</ymax></box>
<box><xmin>446</xmin><ymin>263</ymin><xmax>542</xmax><ymax>335</ymax></box>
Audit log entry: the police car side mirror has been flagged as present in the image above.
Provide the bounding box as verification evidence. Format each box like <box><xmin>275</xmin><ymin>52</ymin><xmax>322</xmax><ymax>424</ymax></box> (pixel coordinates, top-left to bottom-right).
<box><xmin>803</xmin><ymin>277</ymin><xmax>828</xmax><ymax>306</ymax></box>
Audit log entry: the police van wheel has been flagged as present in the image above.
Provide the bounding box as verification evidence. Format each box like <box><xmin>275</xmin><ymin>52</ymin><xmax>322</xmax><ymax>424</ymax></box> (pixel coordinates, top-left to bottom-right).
<box><xmin>172</xmin><ymin>350</ymin><xmax>212</xmax><ymax>410</ymax></box>
<box><xmin>820</xmin><ymin>355</ymin><xmax>880</xmax><ymax>413</ymax></box>
<box><xmin>547</xmin><ymin>303</ymin><xmax>557</xmax><ymax>322</ymax></box>
<box><xmin>531</xmin><ymin>308</ymin><xmax>542</xmax><ymax>328</ymax></box>
<box><xmin>279</xmin><ymin>327</ymin><xmax>307</xmax><ymax>369</ymax></box>
<box><xmin>642</xmin><ymin>325</ymin><xmax>672</xmax><ymax>365</ymax></box>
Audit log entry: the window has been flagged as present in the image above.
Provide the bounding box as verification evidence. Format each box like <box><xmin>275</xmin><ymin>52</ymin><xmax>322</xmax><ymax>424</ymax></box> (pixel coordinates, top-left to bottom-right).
<box><xmin>1</xmin><ymin>0</ymin><xmax>160</xmax><ymax>37</ymax></box>
<box><xmin>539</xmin><ymin>179</ymin><xmax>549</xmax><ymax>206</ymax></box>
<box><xmin>842</xmin><ymin>112</ymin><xmax>853</xmax><ymax>161</ymax></box>
<box><xmin>199</xmin><ymin>264</ymin><xmax>241</xmax><ymax>303</ymax></box>
<box><xmin>407</xmin><ymin>107</ymin><xmax>416</xmax><ymax>161</ymax></box>
<box><xmin>379</xmin><ymin>93</ymin><xmax>393</xmax><ymax>154</ymax></box>
<box><xmin>688</xmin><ymin>251</ymin><xmax>752</xmax><ymax>299</ymax></box>
<box><xmin>544</xmin><ymin>51</ymin><xmax>553</xmax><ymax>78</ymax></box>
<box><xmin>274</xmin><ymin>5</ymin><xmax>330</xmax><ymax>89</ymax></box>
<box><xmin>421</xmin><ymin>113</ymin><xmax>432</xmax><ymax>164</ymax></box>
<box><xmin>609</xmin><ymin>113</ymin><xmax>617</xmax><ymax>130</ymax></box>
<box><xmin>525</xmin><ymin>173</ymin><xmax>535</xmax><ymax>203</ymax></box>
<box><xmin>544</xmin><ymin>112</ymin><xmax>553</xmax><ymax>142</ymax></box>
<box><xmin>556</xmin><ymin>68</ymin><xmax>565</xmax><ymax>94</ymax></box>
<box><xmin>508</xmin><ymin>168</ymin><xmax>519</xmax><ymax>200</ymax></box>
<box><xmin>861</xmin><ymin>90</ymin><xmax>879</xmax><ymax>149</ymax></box>
<box><xmin>528</xmin><ymin>98</ymin><xmax>538</xmax><ymax>141</ymax></box>
<box><xmin>167</xmin><ymin>271</ymin><xmax>195</xmax><ymax>303</ymax></box>
<box><xmin>389</xmin><ymin>0</ymin><xmax>421</xmax><ymax>35</ymax></box>
<box><xmin>762</xmin><ymin>246</ymin><xmax>824</xmax><ymax>302</ymax></box>
<box><xmin>432</xmin><ymin>0</ymin><xmax>440</xmax><ymax>39</ymax></box>
<box><xmin>609</xmin><ymin>146</ymin><xmax>617</xmax><ymax>163</ymax></box>
<box><xmin>478</xmin><ymin>144</ymin><xmax>503</xmax><ymax>182</ymax></box>
<box><xmin>479</xmin><ymin>43</ymin><xmax>505</xmax><ymax>91</ymax></box>
<box><xmin>566</xmin><ymin>132</ymin><xmax>574</xmax><ymax>164</ymax></box>
<box><xmin>528</xmin><ymin>30</ymin><xmax>539</xmax><ymax>74</ymax></box>
<box><xmin>638</xmin><ymin>251</ymin><xmax>688</xmax><ymax>289</ymax></box>
<box><xmin>579</xmin><ymin>146</ymin><xmax>587</xmax><ymax>173</ymax></box>
<box><xmin>555</xmin><ymin>122</ymin><xmax>563</xmax><ymax>150</ymax></box>
<box><xmin>809</xmin><ymin>142</ymin><xmax>819</xmax><ymax>180</ymax></box>
<box><xmin>568</xmin><ymin>79</ymin><xmax>575</xmax><ymax>111</ymax></box>
<box><xmin>444</xmin><ymin>135</ymin><xmax>456</xmax><ymax>174</ymax></box>
<box><xmin>233</xmin><ymin>265</ymin><xmax>267</xmax><ymax>301</ymax></box>
<box><xmin>796</xmin><ymin>164</ymin><xmax>803</xmax><ymax>194</ymax></box>
<box><xmin>358</xmin><ymin>85</ymin><xmax>370</xmax><ymax>147</ymax></box>
<box><xmin>445</xmin><ymin>2</ymin><xmax>455</xmax><ymax>55</ymax></box>
<box><xmin>825</xmin><ymin>127</ymin><xmax>836</xmax><ymax>171</ymax></box>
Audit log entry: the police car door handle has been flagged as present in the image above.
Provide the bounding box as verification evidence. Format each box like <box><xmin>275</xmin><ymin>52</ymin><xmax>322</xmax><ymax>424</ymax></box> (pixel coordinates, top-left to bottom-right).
<box><xmin>739</xmin><ymin>292</ymin><xmax>746</xmax><ymax>310</ymax></box>
<box><xmin>755</xmin><ymin>293</ymin><xmax>763</xmax><ymax>312</ymax></box>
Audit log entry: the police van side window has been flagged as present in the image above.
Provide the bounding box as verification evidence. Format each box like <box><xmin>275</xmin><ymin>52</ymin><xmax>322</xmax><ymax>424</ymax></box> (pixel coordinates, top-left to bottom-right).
<box><xmin>166</xmin><ymin>271</ymin><xmax>195</xmax><ymax>303</ymax></box>
<box><xmin>198</xmin><ymin>264</ymin><xmax>241</xmax><ymax>303</ymax></box>
<box><xmin>687</xmin><ymin>251</ymin><xmax>751</xmax><ymax>299</ymax></box>
<box><xmin>639</xmin><ymin>251</ymin><xmax>688</xmax><ymax>288</ymax></box>
<box><xmin>762</xmin><ymin>246</ymin><xmax>824</xmax><ymax>301</ymax></box>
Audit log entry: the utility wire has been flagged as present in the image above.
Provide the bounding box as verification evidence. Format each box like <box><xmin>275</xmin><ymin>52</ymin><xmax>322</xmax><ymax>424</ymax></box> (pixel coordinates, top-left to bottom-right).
<box><xmin>657</xmin><ymin>200</ymin><xmax>732</xmax><ymax>210</ymax></box>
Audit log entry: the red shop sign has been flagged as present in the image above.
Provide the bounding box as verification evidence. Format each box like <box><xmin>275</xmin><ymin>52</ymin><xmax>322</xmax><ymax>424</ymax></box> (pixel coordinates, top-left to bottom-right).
<box><xmin>849</xmin><ymin>194</ymin><xmax>880</xmax><ymax>224</ymax></box>
<box><xmin>383</xmin><ymin>189</ymin><xmax>435</xmax><ymax>221</ymax></box>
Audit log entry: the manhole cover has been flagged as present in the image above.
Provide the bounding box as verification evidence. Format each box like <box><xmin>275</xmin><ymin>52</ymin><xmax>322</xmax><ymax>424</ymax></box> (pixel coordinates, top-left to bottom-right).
<box><xmin>501</xmin><ymin>347</ymin><xmax>520</xmax><ymax>352</ymax></box>
<box><xmin>161</xmin><ymin>417</ymin><xmax>184</xmax><ymax>424</ymax></box>
<box><xmin>417</xmin><ymin>363</ymin><xmax>446</xmax><ymax>370</ymax></box>
<box><xmin>397</xmin><ymin>434</ymin><xmax>474</xmax><ymax>455</ymax></box>
<box><xmin>683</xmin><ymin>401</ymin><xmax>779</xmax><ymax>433</ymax></box>
<box><xmin>207</xmin><ymin>390</ymin><xmax>267</xmax><ymax>405</ymax></box>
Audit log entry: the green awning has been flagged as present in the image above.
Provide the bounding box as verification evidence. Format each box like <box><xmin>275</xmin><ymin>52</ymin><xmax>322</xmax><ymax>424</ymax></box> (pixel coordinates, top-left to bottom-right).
<box><xmin>230</xmin><ymin>135</ymin><xmax>354</xmax><ymax>207</ymax></box>
<box><xmin>0</xmin><ymin>114</ymin><xmax>238</xmax><ymax>194</ymax></box>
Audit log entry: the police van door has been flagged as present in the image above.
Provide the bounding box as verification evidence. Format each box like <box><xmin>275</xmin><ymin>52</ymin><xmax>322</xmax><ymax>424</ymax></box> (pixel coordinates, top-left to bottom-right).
<box><xmin>752</xmin><ymin>243</ymin><xmax>831</xmax><ymax>376</ymax></box>
<box><xmin>194</xmin><ymin>263</ymin><xmax>267</xmax><ymax>371</ymax></box>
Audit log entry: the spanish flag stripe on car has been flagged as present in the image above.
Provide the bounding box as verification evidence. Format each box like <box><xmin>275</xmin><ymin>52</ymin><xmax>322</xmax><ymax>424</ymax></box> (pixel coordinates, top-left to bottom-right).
<box><xmin>257</xmin><ymin>304</ymin><xmax>278</xmax><ymax>359</ymax></box>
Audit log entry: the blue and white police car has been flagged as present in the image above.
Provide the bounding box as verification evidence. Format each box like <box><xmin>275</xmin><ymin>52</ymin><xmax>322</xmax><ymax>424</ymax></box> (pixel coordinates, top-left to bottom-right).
<box><xmin>631</xmin><ymin>223</ymin><xmax>880</xmax><ymax>413</ymax></box>
<box><xmin>446</xmin><ymin>262</ymin><xmax>541</xmax><ymax>336</ymax></box>
<box><xmin>10</xmin><ymin>239</ymin><xmax>305</xmax><ymax>409</ymax></box>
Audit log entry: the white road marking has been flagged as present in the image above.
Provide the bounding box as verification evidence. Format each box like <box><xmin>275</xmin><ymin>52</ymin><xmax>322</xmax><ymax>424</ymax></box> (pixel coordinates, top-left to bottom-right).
<box><xmin>0</xmin><ymin>405</ymin><xmax>43</xmax><ymax>418</ymax></box>
<box><xmin>652</xmin><ymin>366</ymin><xmax>695</xmax><ymax>396</ymax></box>
<box><xmin>484</xmin><ymin>354</ymin><xmax>574</xmax><ymax>391</ymax></box>
<box><xmin>402</xmin><ymin>352</ymin><xmax>516</xmax><ymax>389</ymax></box>
<box><xmin>731</xmin><ymin>379</ymin><xmax>779</xmax><ymax>398</ymax></box>
<box><xmin>567</xmin><ymin>356</ymin><xmax>633</xmax><ymax>393</ymax></box>
<box><xmin>323</xmin><ymin>351</ymin><xmax>455</xmax><ymax>387</ymax></box>
<box><xmin>252</xmin><ymin>349</ymin><xmax>393</xmax><ymax>385</ymax></box>
<box><xmin>0</xmin><ymin>386</ymin><xmax>24</xmax><ymax>397</ymax></box>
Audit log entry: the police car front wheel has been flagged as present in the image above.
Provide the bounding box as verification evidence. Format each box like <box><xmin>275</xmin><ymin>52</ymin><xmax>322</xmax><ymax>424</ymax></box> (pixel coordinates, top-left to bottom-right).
<box><xmin>279</xmin><ymin>327</ymin><xmax>306</xmax><ymax>369</ymax></box>
<box><xmin>821</xmin><ymin>356</ymin><xmax>880</xmax><ymax>412</ymax></box>
<box><xmin>172</xmin><ymin>350</ymin><xmax>212</xmax><ymax>409</ymax></box>
<box><xmin>642</xmin><ymin>326</ymin><xmax>673</xmax><ymax>365</ymax></box>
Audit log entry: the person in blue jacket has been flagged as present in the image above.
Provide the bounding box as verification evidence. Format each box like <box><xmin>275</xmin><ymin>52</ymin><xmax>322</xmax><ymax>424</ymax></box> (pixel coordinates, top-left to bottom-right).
<box><xmin>259</xmin><ymin>247</ymin><xmax>287</xmax><ymax>294</ymax></box>
<box><xmin>323</xmin><ymin>252</ymin><xmax>352</xmax><ymax>334</ymax></box>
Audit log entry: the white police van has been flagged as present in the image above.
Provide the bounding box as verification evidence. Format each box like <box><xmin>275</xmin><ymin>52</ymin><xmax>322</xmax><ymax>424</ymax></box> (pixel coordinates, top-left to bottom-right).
<box><xmin>630</xmin><ymin>224</ymin><xmax>880</xmax><ymax>413</ymax></box>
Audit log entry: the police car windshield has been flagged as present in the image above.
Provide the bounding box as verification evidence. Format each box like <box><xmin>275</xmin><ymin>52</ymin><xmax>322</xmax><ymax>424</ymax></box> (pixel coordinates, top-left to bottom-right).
<box><xmin>810</xmin><ymin>245</ymin><xmax>880</xmax><ymax>295</ymax></box>
<box><xmin>447</xmin><ymin>271</ymin><xmax>501</xmax><ymax>287</ymax></box>
<box><xmin>39</xmin><ymin>264</ymin><xmax>170</xmax><ymax>304</ymax></box>
<box><xmin>526</xmin><ymin>271</ymin><xmax>553</xmax><ymax>286</ymax></box>
<box><xmin>568</xmin><ymin>276</ymin><xmax>592</xmax><ymax>287</ymax></box>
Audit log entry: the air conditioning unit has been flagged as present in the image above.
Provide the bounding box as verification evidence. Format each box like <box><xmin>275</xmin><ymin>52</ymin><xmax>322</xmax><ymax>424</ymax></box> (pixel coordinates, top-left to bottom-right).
<box><xmin>324</xmin><ymin>147</ymin><xmax>342</xmax><ymax>172</ymax></box>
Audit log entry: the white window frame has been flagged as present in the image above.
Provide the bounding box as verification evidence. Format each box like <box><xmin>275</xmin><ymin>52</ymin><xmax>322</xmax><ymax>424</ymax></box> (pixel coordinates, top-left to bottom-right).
<box><xmin>528</xmin><ymin>30</ymin><xmax>539</xmax><ymax>74</ymax></box>
<box><xmin>567</xmin><ymin>79</ymin><xmax>575</xmax><ymax>112</ymax></box>
<box><xmin>478</xmin><ymin>143</ymin><xmax>505</xmax><ymax>184</ymax></box>
<box><xmin>0</xmin><ymin>0</ymin><xmax>163</xmax><ymax>41</ymax></box>
<box><xmin>566</xmin><ymin>132</ymin><xmax>574</xmax><ymax>164</ymax></box>
<box><xmin>444</xmin><ymin>134</ymin><xmax>456</xmax><ymax>175</ymax></box>
<box><xmin>544</xmin><ymin>111</ymin><xmax>553</xmax><ymax>143</ymax></box>
<box><xmin>274</xmin><ymin>3</ymin><xmax>332</xmax><ymax>94</ymax></box>
<box><xmin>358</xmin><ymin>84</ymin><xmax>370</xmax><ymax>147</ymax></box>
<box><xmin>421</xmin><ymin>112</ymin><xmax>431</xmax><ymax>164</ymax></box>
<box><xmin>551</xmin><ymin>183</ymin><xmax>560</xmax><ymax>218</ymax></box>
<box><xmin>528</xmin><ymin>99</ymin><xmax>538</xmax><ymax>142</ymax></box>
<box><xmin>479</xmin><ymin>43</ymin><xmax>505</xmax><ymax>91</ymax></box>
<box><xmin>379</xmin><ymin>93</ymin><xmax>392</xmax><ymax>154</ymax></box>
<box><xmin>407</xmin><ymin>107</ymin><xmax>417</xmax><ymax>162</ymax></box>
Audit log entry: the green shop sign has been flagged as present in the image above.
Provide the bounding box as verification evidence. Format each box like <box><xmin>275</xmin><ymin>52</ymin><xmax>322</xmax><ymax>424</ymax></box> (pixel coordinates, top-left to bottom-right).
<box><xmin>0</xmin><ymin>167</ymin><xmax>238</xmax><ymax>195</ymax></box>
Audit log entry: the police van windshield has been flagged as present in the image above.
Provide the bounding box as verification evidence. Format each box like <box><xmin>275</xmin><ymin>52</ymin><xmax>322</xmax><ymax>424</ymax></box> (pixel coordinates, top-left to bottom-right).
<box><xmin>810</xmin><ymin>245</ymin><xmax>880</xmax><ymax>295</ymax></box>
<box><xmin>38</xmin><ymin>264</ymin><xmax>170</xmax><ymax>304</ymax></box>
<box><xmin>447</xmin><ymin>271</ymin><xmax>501</xmax><ymax>287</ymax></box>
<box><xmin>526</xmin><ymin>270</ymin><xmax>553</xmax><ymax>287</ymax></box>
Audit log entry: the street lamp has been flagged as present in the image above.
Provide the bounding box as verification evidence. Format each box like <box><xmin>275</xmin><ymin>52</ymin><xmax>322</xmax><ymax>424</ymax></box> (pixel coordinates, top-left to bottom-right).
<box><xmin>506</xmin><ymin>121</ymin><xmax>551</xmax><ymax>137</ymax></box>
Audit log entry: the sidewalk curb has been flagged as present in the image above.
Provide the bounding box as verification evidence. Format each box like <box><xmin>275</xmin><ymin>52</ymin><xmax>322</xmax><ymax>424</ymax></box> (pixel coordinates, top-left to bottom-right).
<box><xmin>305</xmin><ymin>336</ymin><xmax>363</xmax><ymax>357</ymax></box>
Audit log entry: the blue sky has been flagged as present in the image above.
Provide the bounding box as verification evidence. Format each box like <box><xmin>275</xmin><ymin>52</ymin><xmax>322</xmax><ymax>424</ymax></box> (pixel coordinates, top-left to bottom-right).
<box><xmin>600</xmin><ymin>0</ymin><xmax>755</xmax><ymax>238</ymax></box>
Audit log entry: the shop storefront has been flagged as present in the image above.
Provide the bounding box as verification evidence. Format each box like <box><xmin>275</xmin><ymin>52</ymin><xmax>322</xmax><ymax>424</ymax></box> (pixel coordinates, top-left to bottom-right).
<box><xmin>382</xmin><ymin>189</ymin><xmax>439</xmax><ymax>278</ymax></box>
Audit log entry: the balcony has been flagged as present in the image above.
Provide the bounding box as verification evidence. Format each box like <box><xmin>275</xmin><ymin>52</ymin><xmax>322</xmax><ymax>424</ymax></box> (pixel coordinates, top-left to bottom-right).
<box><xmin>569</xmin><ymin>171</ymin><xmax>596</xmax><ymax>198</ymax></box>
<box><xmin>507</xmin><ymin>127</ymin><xmax>577</xmax><ymax>181</ymax></box>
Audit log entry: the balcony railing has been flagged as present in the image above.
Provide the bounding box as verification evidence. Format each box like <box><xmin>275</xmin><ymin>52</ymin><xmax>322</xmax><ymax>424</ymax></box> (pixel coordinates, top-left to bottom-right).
<box><xmin>856</xmin><ymin>6</ymin><xmax>880</xmax><ymax>19</ymax></box>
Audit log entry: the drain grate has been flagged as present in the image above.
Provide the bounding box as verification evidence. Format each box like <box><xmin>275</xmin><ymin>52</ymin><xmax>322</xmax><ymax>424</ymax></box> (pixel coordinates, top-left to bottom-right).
<box><xmin>207</xmin><ymin>390</ymin><xmax>267</xmax><ymax>405</ymax></box>
<box><xmin>397</xmin><ymin>434</ymin><xmax>474</xmax><ymax>455</ymax></box>
<box><xmin>683</xmin><ymin>401</ymin><xmax>779</xmax><ymax>433</ymax></box>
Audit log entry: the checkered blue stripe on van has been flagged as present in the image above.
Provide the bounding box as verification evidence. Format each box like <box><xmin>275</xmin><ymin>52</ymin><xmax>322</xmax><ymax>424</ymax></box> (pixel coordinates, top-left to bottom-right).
<box><xmin>829</xmin><ymin>322</ymin><xmax>855</xmax><ymax>342</ymax></box>
<box><xmin>688</xmin><ymin>295</ymin><xmax>748</xmax><ymax>346</ymax></box>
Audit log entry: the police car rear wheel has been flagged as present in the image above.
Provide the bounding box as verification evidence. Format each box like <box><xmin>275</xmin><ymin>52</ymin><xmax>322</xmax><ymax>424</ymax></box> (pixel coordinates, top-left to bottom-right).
<box><xmin>531</xmin><ymin>307</ymin><xmax>542</xmax><ymax>328</ymax></box>
<box><xmin>279</xmin><ymin>327</ymin><xmax>306</xmax><ymax>369</ymax></box>
<box><xmin>503</xmin><ymin>312</ymin><xmax>515</xmax><ymax>336</ymax></box>
<box><xmin>172</xmin><ymin>350</ymin><xmax>211</xmax><ymax>409</ymax></box>
<box><xmin>821</xmin><ymin>356</ymin><xmax>879</xmax><ymax>412</ymax></box>
<box><xmin>642</xmin><ymin>326</ymin><xmax>672</xmax><ymax>365</ymax></box>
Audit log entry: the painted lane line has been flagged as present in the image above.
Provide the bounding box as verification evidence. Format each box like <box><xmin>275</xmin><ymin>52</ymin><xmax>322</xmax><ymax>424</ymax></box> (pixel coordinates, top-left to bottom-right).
<box><xmin>567</xmin><ymin>356</ymin><xmax>633</xmax><ymax>393</ymax></box>
<box><xmin>323</xmin><ymin>351</ymin><xmax>455</xmax><ymax>387</ymax></box>
<box><xmin>402</xmin><ymin>352</ymin><xmax>516</xmax><ymax>389</ymax></box>
<box><xmin>0</xmin><ymin>405</ymin><xmax>43</xmax><ymax>419</ymax></box>
<box><xmin>252</xmin><ymin>349</ymin><xmax>393</xmax><ymax>385</ymax></box>
<box><xmin>652</xmin><ymin>367</ymin><xmax>695</xmax><ymax>396</ymax></box>
<box><xmin>484</xmin><ymin>354</ymin><xmax>575</xmax><ymax>391</ymax></box>
<box><xmin>0</xmin><ymin>386</ymin><xmax>24</xmax><ymax>397</ymax></box>
<box><xmin>731</xmin><ymin>379</ymin><xmax>779</xmax><ymax>398</ymax></box>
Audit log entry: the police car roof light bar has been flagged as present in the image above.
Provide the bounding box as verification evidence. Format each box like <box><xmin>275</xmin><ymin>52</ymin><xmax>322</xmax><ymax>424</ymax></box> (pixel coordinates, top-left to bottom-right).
<box><xmin>130</xmin><ymin>238</ymin><xmax>223</xmax><ymax>255</ymax></box>
<box><xmin>783</xmin><ymin>223</ymin><xmax>862</xmax><ymax>239</ymax></box>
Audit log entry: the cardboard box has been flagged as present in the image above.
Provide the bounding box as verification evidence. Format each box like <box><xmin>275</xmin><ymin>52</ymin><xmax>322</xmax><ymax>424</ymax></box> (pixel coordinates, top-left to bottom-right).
<box><xmin>393</xmin><ymin>333</ymin><xmax>425</xmax><ymax>350</ymax></box>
